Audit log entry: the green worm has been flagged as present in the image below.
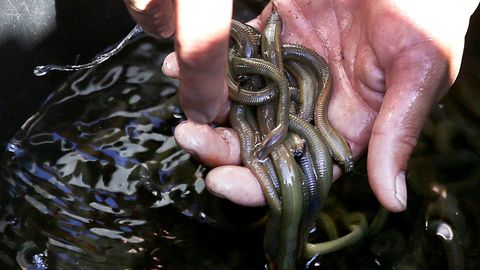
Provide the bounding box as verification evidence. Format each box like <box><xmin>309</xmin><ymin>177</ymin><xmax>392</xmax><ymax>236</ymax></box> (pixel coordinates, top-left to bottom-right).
<box><xmin>285</xmin><ymin>61</ymin><xmax>317</xmax><ymax>122</ymax></box>
<box><xmin>227</xmin><ymin>68</ymin><xmax>301</xmax><ymax>105</ymax></box>
<box><xmin>304</xmin><ymin>212</ymin><xmax>368</xmax><ymax>258</ymax></box>
<box><xmin>288</xmin><ymin>114</ymin><xmax>333</xmax><ymax>200</ymax></box>
<box><xmin>245</xmin><ymin>106</ymin><xmax>281</xmax><ymax>195</ymax></box>
<box><xmin>230</xmin><ymin>57</ymin><xmax>290</xmax><ymax>160</ymax></box>
<box><xmin>283</xmin><ymin>43</ymin><xmax>354</xmax><ymax>173</ymax></box>
<box><xmin>227</xmin><ymin>66</ymin><xmax>278</xmax><ymax>105</ymax></box>
<box><xmin>229</xmin><ymin>20</ymin><xmax>279</xmax><ymax>105</ymax></box>
<box><xmin>228</xmin><ymin>103</ymin><xmax>283</xmax><ymax>261</ymax></box>
<box><xmin>230</xmin><ymin>19</ymin><xmax>277</xmax><ymax>104</ymax></box>
<box><xmin>261</xmin><ymin>10</ymin><xmax>285</xmax><ymax>72</ymax></box>
<box><xmin>258</xmin><ymin>11</ymin><xmax>304</xmax><ymax>269</ymax></box>
<box><xmin>230</xmin><ymin>19</ymin><xmax>258</xmax><ymax>59</ymax></box>
<box><xmin>288</xmin><ymin>114</ymin><xmax>333</xmax><ymax>258</ymax></box>
<box><xmin>228</xmin><ymin>103</ymin><xmax>281</xmax><ymax>213</ymax></box>
<box><xmin>255</xmin><ymin>94</ymin><xmax>302</xmax><ymax>270</ymax></box>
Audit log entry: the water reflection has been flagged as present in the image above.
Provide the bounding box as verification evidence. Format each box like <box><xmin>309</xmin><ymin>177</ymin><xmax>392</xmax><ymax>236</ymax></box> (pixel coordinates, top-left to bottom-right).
<box><xmin>0</xmin><ymin>36</ymin><xmax>266</xmax><ymax>270</ymax></box>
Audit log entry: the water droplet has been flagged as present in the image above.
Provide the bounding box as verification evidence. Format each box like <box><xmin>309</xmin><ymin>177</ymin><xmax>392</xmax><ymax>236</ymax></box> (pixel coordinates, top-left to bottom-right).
<box><xmin>33</xmin><ymin>66</ymin><xmax>49</xmax><ymax>76</ymax></box>
<box><xmin>16</xmin><ymin>242</ymin><xmax>47</xmax><ymax>270</ymax></box>
<box><xmin>7</xmin><ymin>140</ymin><xmax>23</xmax><ymax>155</ymax></box>
<box><xmin>32</xmin><ymin>24</ymin><xmax>144</xmax><ymax>76</ymax></box>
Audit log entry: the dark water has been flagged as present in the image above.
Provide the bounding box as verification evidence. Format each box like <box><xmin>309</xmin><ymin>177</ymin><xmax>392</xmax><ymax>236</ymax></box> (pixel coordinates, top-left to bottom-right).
<box><xmin>0</xmin><ymin>36</ymin><xmax>267</xmax><ymax>270</ymax></box>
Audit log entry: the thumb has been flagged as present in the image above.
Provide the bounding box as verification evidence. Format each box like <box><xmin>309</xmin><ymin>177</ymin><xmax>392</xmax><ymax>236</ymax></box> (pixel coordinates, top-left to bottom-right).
<box><xmin>367</xmin><ymin>43</ymin><xmax>452</xmax><ymax>212</ymax></box>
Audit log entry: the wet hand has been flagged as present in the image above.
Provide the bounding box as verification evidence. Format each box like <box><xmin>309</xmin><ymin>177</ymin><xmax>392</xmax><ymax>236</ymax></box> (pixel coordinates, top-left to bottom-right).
<box><xmin>127</xmin><ymin>0</ymin><xmax>479</xmax><ymax>212</ymax></box>
<box><xmin>125</xmin><ymin>0</ymin><xmax>233</xmax><ymax>124</ymax></box>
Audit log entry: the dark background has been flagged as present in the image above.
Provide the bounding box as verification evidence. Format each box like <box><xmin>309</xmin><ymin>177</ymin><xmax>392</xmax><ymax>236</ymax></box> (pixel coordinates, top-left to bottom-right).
<box><xmin>0</xmin><ymin>0</ymin><xmax>266</xmax><ymax>148</ymax></box>
<box><xmin>0</xmin><ymin>0</ymin><xmax>136</xmax><ymax>147</ymax></box>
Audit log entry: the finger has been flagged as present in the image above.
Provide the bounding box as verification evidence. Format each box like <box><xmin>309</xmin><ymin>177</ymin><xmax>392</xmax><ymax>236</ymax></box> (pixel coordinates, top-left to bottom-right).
<box><xmin>162</xmin><ymin>53</ymin><xmax>230</xmax><ymax>124</ymax></box>
<box><xmin>175</xmin><ymin>0</ymin><xmax>233</xmax><ymax>124</ymax></box>
<box><xmin>174</xmin><ymin>120</ymin><xmax>241</xmax><ymax>166</ymax></box>
<box><xmin>124</xmin><ymin>0</ymin><xmax>175</xmax><ymax>38</ymax></box>
<box><xmin>206</xmin><ymin>165</ymin><xmax>267</xmax><ymax>207</ymax></box>
<box><xmin>367</xmin><ymin>44</ymin><xmax>451</xmax><ymax>212</ymax></box>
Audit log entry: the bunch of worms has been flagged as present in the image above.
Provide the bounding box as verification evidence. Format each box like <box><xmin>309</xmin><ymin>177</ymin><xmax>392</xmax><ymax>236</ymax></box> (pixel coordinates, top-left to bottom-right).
<box><xmin>227</xmin><ymin>10</ymin><xmax>361</xmax><ymax>269</ymax></box>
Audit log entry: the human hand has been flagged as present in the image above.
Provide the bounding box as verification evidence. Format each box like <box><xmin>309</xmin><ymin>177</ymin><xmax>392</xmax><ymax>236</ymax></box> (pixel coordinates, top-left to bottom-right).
<box><xmin>124</xmin><ymin>0</ymin><xmax>233</xmax><ymax>124</ymax></box>
<box><xmin>126</xmin><ymin>0</ymin><xmax>479</xmax><ymax>212</ymax></box>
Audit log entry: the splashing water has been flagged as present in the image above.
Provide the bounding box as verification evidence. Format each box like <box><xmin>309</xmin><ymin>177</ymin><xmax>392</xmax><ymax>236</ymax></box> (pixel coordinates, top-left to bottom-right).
<box><xmin>1</xmin><ymin>34</ymin><xmax>267</xmax><ymax>270</ymax></box>
<box><xmin>33</xmin><ymin>25</ymin><xmax>144</xmax><ymax>76</ymax></box>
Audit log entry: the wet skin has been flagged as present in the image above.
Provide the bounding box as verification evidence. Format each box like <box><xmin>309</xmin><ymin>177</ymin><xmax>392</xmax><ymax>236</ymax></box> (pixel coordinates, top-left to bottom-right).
<box><xmin>227</xmin><ymin>12</ymin><xmax>355</xmax><ymax>266</ymax></box>
<box><xmin>126</xmin><ymin>0</ymin><xmax>479</xmax><ymax>212</ymax></box>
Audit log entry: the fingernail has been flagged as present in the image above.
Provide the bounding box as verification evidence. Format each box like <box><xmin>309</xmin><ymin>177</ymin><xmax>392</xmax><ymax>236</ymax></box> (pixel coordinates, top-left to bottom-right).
<box><xmin>395</xmin><ymin>171</ymin><xmax>407</xmax><ymax>210</ymax></box>
<box><xmin>162</xmin><ymin>54</ymin><xmax>179</xmax><ymax>77</ymax></box>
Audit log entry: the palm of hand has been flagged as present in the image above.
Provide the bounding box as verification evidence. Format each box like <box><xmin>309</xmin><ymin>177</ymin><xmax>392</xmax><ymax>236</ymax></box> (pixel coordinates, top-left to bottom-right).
<box><xmin>272</xmin><ymin>0</ymin><xmax>449</xmax><ymax>157</ymax></box>
<box><xmin>237</xmin><ymin>0</ymin><xmax>455</xmax><ymax>211</ymax></box>
<box><xmin>174</xmin><ymin>0</ymin><xmax>471</xmax><ymax>212</ymax></box>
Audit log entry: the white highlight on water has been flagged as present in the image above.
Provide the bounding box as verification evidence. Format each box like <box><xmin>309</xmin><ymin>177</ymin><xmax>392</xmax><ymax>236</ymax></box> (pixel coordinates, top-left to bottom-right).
<box><xmin>33</xmin><ymin>24</ymin><xmax>144</xmax><ymax>76</ymax></box>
